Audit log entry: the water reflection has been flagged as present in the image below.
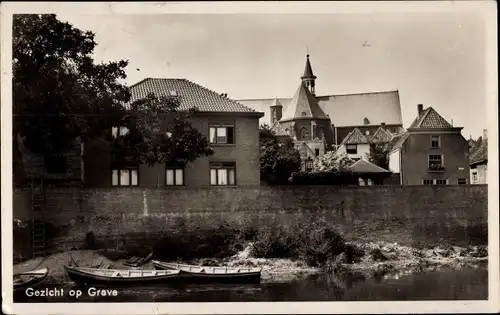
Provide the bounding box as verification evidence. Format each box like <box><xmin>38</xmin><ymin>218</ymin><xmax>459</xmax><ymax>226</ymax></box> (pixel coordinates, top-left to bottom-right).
<box><xmin>15</xmin><ymin>267</ymin><xmax>487</xmax><ymax>302</ymax></box>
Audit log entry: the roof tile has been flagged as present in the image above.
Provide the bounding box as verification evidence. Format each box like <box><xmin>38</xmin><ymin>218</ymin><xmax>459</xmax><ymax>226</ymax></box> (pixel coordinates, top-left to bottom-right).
<box><xmin>348</xmin><ymin>159</ymin><xmax>390</xmax><ymax>173</ymax></box>
<box><xmin>470</xmin><ymin>139</ymin><xmax>487</xmax><ymax>165</ymax></box>
<box><xmin>129</xmin><ymin>78</ymin><xmax>262</xmax><ymax>114</ymax></box>
<box><xmin>409</xmin><ymin>107</ymin><xmax>453</xmax><ymax>129</ymax></box>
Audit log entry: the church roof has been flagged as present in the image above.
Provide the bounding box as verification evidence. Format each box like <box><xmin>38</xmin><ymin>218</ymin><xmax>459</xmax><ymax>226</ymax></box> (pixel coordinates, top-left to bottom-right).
<box><xmin>302</xmin><ymin>54</ymin><xmax>316</xmax><ymax>79</ymax></box>
<box><xmin>408</xmin><ymin>106</ymin><xmax>454</xmax><ymax>129</ymax></box>
<box><xmin>237</xmin><ymin>90</ymin><xmax>402</xmax><ymax>127</ymax></box>
<box><xmin>280</xmin><ymin>82</ymin><xmax>329</xmax><ymax>121</ymax></box>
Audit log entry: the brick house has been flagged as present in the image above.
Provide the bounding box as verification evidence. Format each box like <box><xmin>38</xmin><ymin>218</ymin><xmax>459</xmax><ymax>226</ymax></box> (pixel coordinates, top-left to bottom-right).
<box><xmin>84</xmin><ymin>78</ymin><xmax>264</xmax><ymax>188</ymax></box>
<box><xmin>388</xmin><ymin>104</ymin><xmax>470</xmax><ymax>185</ymax></box>
<box><xmin>469</xmin><ymin>129</ymin><xmax>488</xmax><ymax>184</ymax></box>
<box><xmin>17</xmin><ymin>78</ymin><xmax>264</xmax><ymax>188</ymax></box>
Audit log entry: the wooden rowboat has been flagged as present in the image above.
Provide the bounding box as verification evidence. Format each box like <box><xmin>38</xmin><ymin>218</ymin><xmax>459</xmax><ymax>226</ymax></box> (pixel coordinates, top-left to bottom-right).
<box><xmin>151</xmin><ymin>260</ymin><xmax>262</xmax><ymax>284</ymax></box>
<box><xmin>64</xmin><ymin>266</ymin><xmax>181</xmax><ymax>286</ymax></box>
<box><xmin>13</xmin><ymin>268</ymin><xmax>49</xmax><ymax>292</ymax></box>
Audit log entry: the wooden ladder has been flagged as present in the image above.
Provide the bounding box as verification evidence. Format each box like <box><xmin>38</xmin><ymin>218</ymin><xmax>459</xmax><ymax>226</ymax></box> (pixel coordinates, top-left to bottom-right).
<box><xmin>31</xmin><ymin>179</ymin><xmax>46</xmax><ymax>258</ymax></box>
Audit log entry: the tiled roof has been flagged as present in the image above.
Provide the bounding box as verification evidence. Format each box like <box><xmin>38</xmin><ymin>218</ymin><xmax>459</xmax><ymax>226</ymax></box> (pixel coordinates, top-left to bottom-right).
<box><xmin>270</xmin><ymin>120</ymin><xmax>289</xmax><ymax>136</ymax></box>
<box><xmin>348</xmin><ymin>159</ymin><xmax>390</xmax><ymax>174</ymax></box>
<box><xmin>408</xmin><ymin>107</ymin><xmax>453</xmax><ymax>129</ymax></box>
<box><xmin>388</xmin><ymin>132</ymin><xmax>409</xmax><ymax>153</ymax></box>
<box><xmin>341</xmin><ymin>128</ymin><xmax>369</xmax><ymax>145</ymax></box>
<box><xmin>280</xmin><ymin>82</ymin><xmax>329</xmax><ymax>121</ymax></box>
<box><xmin>370</xmin><ymin>127</ymin><xmax>394</xmax><ymax>143</ymax></box>
<box><xmin>129</xmin><ymin>78</ymin><xmax>263</xmax><ymax>115</ymax></box>
<box><xmin>238</xmin><ymin>90</ymin><xmax>402</xmax><ymax>127</ymax></box>
<box><xmin>470</xmin><ymin>139</ymin><xmax>487</xmax><ymax>165</ymax></box>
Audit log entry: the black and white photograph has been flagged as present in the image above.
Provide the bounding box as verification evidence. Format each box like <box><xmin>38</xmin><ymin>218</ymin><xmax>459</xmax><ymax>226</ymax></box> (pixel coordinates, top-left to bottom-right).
<box><xmin>1</xmin><ymin>1</ymin><xmax>498</xmax><ymax>314</ymax></box>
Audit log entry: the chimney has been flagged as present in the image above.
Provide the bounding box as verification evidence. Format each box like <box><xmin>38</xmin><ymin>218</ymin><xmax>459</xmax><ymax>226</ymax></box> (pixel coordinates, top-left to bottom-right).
<box><xmin>483</xmin><ymin>129</ymin><xmax>488</xmax><ymax>140</ymax></box>
<box><xmin>381</xmin><ymin>122</ymin><xmax>386</xmax><ymax>129</ymax></box>
<box><xmin>417</xmin><ymin>104</ymin><xmax>423</xmax><ymax>116</ymax></box>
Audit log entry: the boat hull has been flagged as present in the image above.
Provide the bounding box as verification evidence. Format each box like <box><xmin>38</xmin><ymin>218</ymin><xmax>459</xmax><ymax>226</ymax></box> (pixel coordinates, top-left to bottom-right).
<box><xmin>152</xmin><ymin>261</ymin><xmax>262</xmax><ymax>284</ymax></box>
<box><xmin>13</xmin><ymin>268</ymin><xmax>49</xmax><ymax>293</ymax></box>
<box><xmin>64</xmin><ymin>266</ymin><xmax>181</xmax><ymax>286</ymax></box>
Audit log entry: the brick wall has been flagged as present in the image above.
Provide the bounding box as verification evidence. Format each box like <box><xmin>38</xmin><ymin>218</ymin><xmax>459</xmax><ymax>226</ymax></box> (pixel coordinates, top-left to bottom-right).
<box><xmin>13</xmin><ymin>185</ymin><xmax>488</xmax><ymax>257</ymax></box>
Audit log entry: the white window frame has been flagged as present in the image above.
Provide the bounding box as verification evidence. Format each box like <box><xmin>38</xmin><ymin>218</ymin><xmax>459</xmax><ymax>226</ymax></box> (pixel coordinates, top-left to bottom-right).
<box><xmin>112</xmin><ymin>168</ymin><xmax>138</xmax><ymax>186</ymax></box>
<box><xmin>165</xmin><ymin>168</ymin><xmax>184</xmax><ymax>186</ymax></box>
<box><xmin>210</xmin><ymin>162</ymin><xmax>236</xmax><ymax>186</ymax></box>
<box><xmin>209</xmin><ymin>123</ymin><xmax>235</xmax><ymax>144</ymax></box>
<box><xmin>428</xmin><ymin>154</ymin><xmax>443</xmax><ymax>168</ymax></box>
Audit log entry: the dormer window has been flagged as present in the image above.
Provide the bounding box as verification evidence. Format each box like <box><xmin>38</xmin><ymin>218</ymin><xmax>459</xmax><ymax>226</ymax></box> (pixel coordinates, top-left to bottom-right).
<box><xmin>169</xmin><ymin>90</ymin><xmax>178</xmax><ymax>97</ymax></box>
<box><xmin>302</xmin><ymin>112</ymin><xmax>307</xmax><ymax>116</ymax></box>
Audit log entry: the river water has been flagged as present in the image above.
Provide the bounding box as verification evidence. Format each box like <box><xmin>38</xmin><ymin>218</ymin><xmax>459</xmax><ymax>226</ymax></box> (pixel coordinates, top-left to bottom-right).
<box><xmin>16</xmin><ymin>267</ymin><xmax>487</xmax><ymax>302</ymax></box>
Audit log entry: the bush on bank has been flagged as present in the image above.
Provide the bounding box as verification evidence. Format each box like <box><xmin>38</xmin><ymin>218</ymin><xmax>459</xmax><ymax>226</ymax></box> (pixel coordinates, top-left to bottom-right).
<box><xmin>110</xmin><ymin>216</ymin><xmax>348</xmax><ymax>267</ymax></box>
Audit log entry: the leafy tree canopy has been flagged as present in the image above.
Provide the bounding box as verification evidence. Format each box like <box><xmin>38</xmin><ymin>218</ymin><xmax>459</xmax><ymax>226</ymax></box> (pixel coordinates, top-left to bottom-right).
<box><xmin>313</xmin><ymin>151</ymin><xmax>354</xmax><ymax>173</ymax></box>
<box><xmin>366</xmin><ymin>143</ymin><xmax>390</xmax><ymax>170</ymax></box>
<box><xmin>13</xmin><ymin>14</ymin><xmax>214</xmax><ymax>176</ymax></box>
<box><xmin>259</xmin><ymin>125</ymin><xmax>301</xmax><ymax>185</ymax></box>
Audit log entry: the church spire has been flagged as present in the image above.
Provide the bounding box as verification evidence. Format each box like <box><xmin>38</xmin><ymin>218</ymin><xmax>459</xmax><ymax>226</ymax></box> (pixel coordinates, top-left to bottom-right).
<box><xmin>301</xmin><ymin>54</ymin><xmax>317</xmax><ymax>96</ymax></box>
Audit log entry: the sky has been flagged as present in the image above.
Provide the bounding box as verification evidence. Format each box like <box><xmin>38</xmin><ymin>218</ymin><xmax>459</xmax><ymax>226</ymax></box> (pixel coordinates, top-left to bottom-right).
<box><xmin>56</xmin><ymin>9</ymin><xmax>491</xmax><ymax>139</ymax></box>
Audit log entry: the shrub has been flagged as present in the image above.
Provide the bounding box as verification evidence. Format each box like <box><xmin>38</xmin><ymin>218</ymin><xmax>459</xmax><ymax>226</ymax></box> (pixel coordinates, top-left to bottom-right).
<box><xmin>250</xmin><ymin>218</ymin><xmax>347</xmax><ymax>267</ymax></box>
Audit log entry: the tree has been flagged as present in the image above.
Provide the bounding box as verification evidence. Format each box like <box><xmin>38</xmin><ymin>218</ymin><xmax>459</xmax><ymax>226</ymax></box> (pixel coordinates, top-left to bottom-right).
<box><xmin>13</xmin><ymin>14</ymin><xmax>130</xmax><ymax>179</ymax></box>
<box><xmin>366</xmin><ymin>143</ymin><xmax>390</xmax><ymax>170</ymax></box>
<box><xmin>113</xmin><ymin>93</ymin><xmax>214</xmax><ymax>167</ymax></box>
<box><xmin>12</xmin><ymin>14</ymin><xmax>214</xmax><ymax>181</ymax></box>
<box><xmin>259</xmin><ymin>125</ymin><xmax>301</xmax><ymax>185</ymax></box>
<box><xmin>313</xmin><ymin>151</ymin><xmax>353</xmax><ymax>173</ymax></box>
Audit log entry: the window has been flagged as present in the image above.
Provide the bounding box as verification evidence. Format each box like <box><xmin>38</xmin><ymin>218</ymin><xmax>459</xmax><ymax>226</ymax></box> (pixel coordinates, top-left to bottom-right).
<box><xmin>112</xmin><ymin>126</ymin><xmax>129</xmax><ymax>138</ymax></box>
<box><xmin>315</xmin><ymin>149</ymin><xmax>320</xmax><ymax>156</ymax></box>
<box><xmin>458</xmin><ymin>178</ymin><xmax>467</xmax><ymax>185</ymax></box>
<box><xmin>209</xmin><ymin>124</ymin><xmax>234</xmax><ymax>144</ymax></box>
<box><xmin>210</xmin><ymin>162</ymin><xmax>236</xmax><ymax>186</ymax></box>
<box><xmin>166</xmin><ymin>168</ymin><xmax>184</xmax><ymax>186</ymax></box>
<box><xmin>299</xmin><ymin>127</ymin><xmax>309</xmax><ymax>140</ymax></box>
<box><xmin>346</xmin><ymin>144</ymin><xmax>357</xmax><ymax>154</ymax></box>
<box><xmin>436</xmin><ymin>179</ymin><xmax>448</xmax><ymax>185</ymax></box>
<box><xmin>423</xmin><ymin>179</ymin><xmax>434</xmax><ymax>185</ymax></box>
<box><xmin>428</xmin><ymin>155</ymin><xmax>443</xmax><ymax>170</ymax></box>
<box><xmin>472</xmin><ymin>172</ymin><xmax>478</xmax><ymax>183</ymax></box>
<box><xmin>358</xmin><ymin>178</ymin><xmax>366</xmax><ymax>186</ymax></box>
<box><xmin>305</xmin><ymin>159</ymin><xmax>314</xmax><ymax>172</ymax></box>
<box><xmin>367</xmin><ymin>178</ymin><xmax>374</xmax><ymax>186</ymax></box>
<box><xmin>430</xmin><ymin>135</ymin><xmax>440</xmax><ymax>148</ymax></box>
<box><xmin>112</xmin><ymin>168</ymin><xmax>138</xmax><ymax>186</ymax></box>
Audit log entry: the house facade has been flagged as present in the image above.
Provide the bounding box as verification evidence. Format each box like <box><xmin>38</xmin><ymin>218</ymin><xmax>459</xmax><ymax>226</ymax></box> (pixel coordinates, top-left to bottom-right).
<box><xmin>18</xmin><ymin>78</ymin><xmax>264</xmax><ymax>188</ymax></box>
<box><xmin>469</xmin><ymin>129</ymin><xmax>488</xmax><ymax>184</ymax></box>
<box><xmin>238</xmin><ymin>54</ymin><xmax>405</xmax><ymax>150</ymax></box>
<box><xmin>388</xmin><ymin>104</ymin><xmax>470</xmax><ymax>185</ymax></box>
<box><xmin>334</xmin><ymin>125</ymin><xmax>394</xmax><ymax>161</ymax></box>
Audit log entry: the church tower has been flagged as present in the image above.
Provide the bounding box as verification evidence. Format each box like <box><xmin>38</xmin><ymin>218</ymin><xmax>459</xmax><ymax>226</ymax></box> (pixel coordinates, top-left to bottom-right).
<box><xmin>270</xmin><ymin>97</ymin><xmax>283</xmax><ymax>124</ymax></box>
<box><xmin>301</xmin><ymin>54</ymin><xmax>317</xmax><ymax>96</ymax></box>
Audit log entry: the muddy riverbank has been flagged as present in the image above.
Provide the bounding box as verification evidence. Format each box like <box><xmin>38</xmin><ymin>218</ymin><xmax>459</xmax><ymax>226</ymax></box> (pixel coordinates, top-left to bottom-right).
<box><xmin>13</xmin><ymin>241</ymin><xmax>487</xmax><ymax>285</ymax></box>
